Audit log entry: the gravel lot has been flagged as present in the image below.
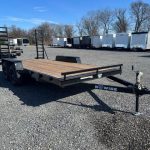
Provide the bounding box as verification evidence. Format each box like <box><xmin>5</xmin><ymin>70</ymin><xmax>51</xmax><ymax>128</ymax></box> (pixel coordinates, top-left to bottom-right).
<box><xmin>0</xmin><ymin>46</ymin><xmax>150</xmax><ymax>150</ymax></box>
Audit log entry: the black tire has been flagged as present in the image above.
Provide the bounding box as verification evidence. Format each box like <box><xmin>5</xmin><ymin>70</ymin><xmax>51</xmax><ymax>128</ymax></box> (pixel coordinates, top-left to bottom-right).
<box><xmin>9</xmin><ymin>64</ymin><xmax>22</xmax><ymax>85</ymax></box>
<box><xmin>2</xmin><ymin>61</ymin><xmax>10</xmax><ymax>80</ymax></box>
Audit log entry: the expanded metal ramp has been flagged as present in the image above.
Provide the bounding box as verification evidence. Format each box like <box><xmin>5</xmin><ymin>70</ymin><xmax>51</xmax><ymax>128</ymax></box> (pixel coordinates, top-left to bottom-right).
<box><xmin>0</xmin><ymin>27</ymin><xmax>10</xmax><ymax>59</ymax></box>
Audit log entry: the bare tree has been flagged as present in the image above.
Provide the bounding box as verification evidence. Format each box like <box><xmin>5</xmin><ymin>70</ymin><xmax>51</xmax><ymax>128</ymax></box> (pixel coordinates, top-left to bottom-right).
<box><xmin>76</xmin><ymin>21</ymin><xmax>84</xmax><ymax>36</ymax></box>
<box><xmin>98</xmin><ymin>9</ymin><xmax>114</xmax><ymax>34</ymax></box>
<box><xmin>37</xmin><ymin>22</ymin><xmax>53</xmax><ymax>45</ymax></box>
<box><xmin>113</xmin><ymin>9</ymin><xmax>129</xmax><ymax>33</ymax></box>
<box><xmin>130</xmin><ymin>0</ymin><xmax>150</xmax><ymax>32</ymax></box>
<box><xmin>53</xmin><ymin>25</ymin><xmax>64</xmax><ymax>37</ymax></box>
<box><xmin>9</xmin><ymin>25</ymin><xmax>27</xmax><ymax>38</ymax></box>
<box><xmin>143</xmin><ymin>16</ymin><xmax>150</xmax><ymax>31</ymax></box>
<box><xmin>64</xmin><ymin>25</ymin><xmax>74</xmax><ymax>38</ymax></box>
<box><xmin>147</xmin><ymin>18</ymin><xmax>150</xmax><ymax>31</ymax></box>
<box><xmin>27</xmin><ymin>28</ymin><xmax>36</xmax><ymax>45</ymax></box>
<box><xmin>77</xmin><ymin>11</ymin><xmax>100</xmax><ymax>36</ymax></box>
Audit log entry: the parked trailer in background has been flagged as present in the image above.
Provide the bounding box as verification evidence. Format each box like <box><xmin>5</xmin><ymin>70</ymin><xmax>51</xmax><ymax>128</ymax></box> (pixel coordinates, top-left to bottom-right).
<box><xmin>52</xmin><ymin>37</ymin><xmax>73</xmax><ymax>47</ymax></box>
<box><xmin>57</xmin><ymin>38</ymin><xmax>67</xmax><ymax>47</ymax></box>
<box><xmin>66</xmin><ymin>38</ymin><xmax>73</xmax><ymax>47</ymax></box>
<box><xmin>130</xmin><ymin>32</ymin><xmax>150</xmax><ymax>51</ymax></box>
<box><xmin>80</xmin><ymin>36</ymin><xmax>91</xmax><ymax>49</ymax></box>
<box><xmin>115</xmin><ymin>33</ymin><xmax>130</xmax><ymax>49</ymax></box>
<box><xmin>73</xmin><ymin>37</ymin><xmax>80</xmax><ymax>48</ymax></box>
<box><xmin>102</xmin><ymin>34</ymin><xmax>114</xmax><ymax>48</ymax></box>
<box><xmin>16</xmin><ymin>38</ymin><xmax>29</xmax><ymax>46</ymax></box>
<box><xmin>52</xmin><ymin>37</ymin><xmax>66</xmax><ymax>47</ymax></box>
<box><xmin>11</xmin><ymin>38</ymin><xmax>29</xmax><ymax>46</ymax></box>
<box><xmin>9</xmin><ymin>38</ymin><xmax>18</xmax><ymax>46</ymax></box>
<box><xmin>52</xmin><ymin>37</ymin><xmax>60</xmax><ymax>46</ymax></box>
<box><xmin>58</xmin><ymin>38</ymin><xmax>73</xmax><ymax>47</ymax></box>
<box><xmin>91</xmin><ymin>36</ymin><xmax>101</xmax><ymax>48</ymax></box>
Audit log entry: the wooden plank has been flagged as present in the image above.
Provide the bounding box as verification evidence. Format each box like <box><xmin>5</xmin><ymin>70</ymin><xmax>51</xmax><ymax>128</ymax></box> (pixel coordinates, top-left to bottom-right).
<box><xmin>23</xmin><ymin>59</ymin><xmax>91</xmax><ymax>73</ymax></box>
<box><xmin>22</xmin><ymin>59</ymin><xmax>98</xmax><ymax>78</ymax></box>
<box><xmin>23</xmin><ymin>63</ymin><xmax>62</xmax><ymax>78</ymax></box>
<box><xmin>23</xmin><ymin>61</ymin><xmax>62</xmax><ymax>78</ymax></box>
<box><xmin>26</xmin><ymin>59</ymin><xmax>96</xmax><ymax>69</ymax></box>
<box><xmin>23</xmin><ymin>60</ymin><xmax>80</xmax><ymax>73</ymax></box>
<box><xmin>22</xmin><ymin>59</ymin><xmax>122</xmax><ymax>80</ymax></box>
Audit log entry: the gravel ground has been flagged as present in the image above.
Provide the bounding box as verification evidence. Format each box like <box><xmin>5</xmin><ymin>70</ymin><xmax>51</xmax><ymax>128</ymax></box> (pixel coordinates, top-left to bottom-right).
<box><xmin>0</xmin><ymin>46</ymin><xmax>150</xmax><ymax>150</ymax></box>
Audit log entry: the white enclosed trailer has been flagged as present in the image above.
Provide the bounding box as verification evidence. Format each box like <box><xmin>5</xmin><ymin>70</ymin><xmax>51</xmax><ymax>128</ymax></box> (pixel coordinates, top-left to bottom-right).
<box><xmin>102</xmin><ymin>34</ymin><xmax>114</xmax><ymax>48</ymax></box>
<box><xmin>52</xmin><ymin>37</ymin><xmax>66</xmax><ymax>47</ymax></box>
<box><xmin>52</xmin><ymin>37</ymin><xmax>60</xmax><ymax>46</ymax></box>
<box><xmin>58</xmin><ymin>38</ymin><xmax>67</xmax><ymax>47</ymax></box>
<box><xmin>130</xmin><ymin>32</ymin><xmax>150</xmax><ymax>50</ymax></box>
<box><xmin>115</xmin><ymin>33</ymin><xmax>130</xmax><ymax>49</ymax></box>
<box><xmin>91</xmin><ymin>36</ymin><xmax>101</xmax><ymax>48</ymax></box>
<box><xmin>9</xmin><ymin>38</ymin><xmax>29</xmax><ymax>46</ymax></box>
<box><xmin>11</xmin><ymin>39</ymin><xmax>18</xmax><ymax>45</ymax></box>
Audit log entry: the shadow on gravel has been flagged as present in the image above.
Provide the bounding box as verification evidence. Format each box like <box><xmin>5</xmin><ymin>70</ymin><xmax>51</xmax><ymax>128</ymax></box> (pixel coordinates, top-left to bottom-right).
<box><xmin>0</xmin><ymin>71</ymin><xmax>132</xmax><ymax>114</ymax></box>
<box><xmin>56</xmin><ymin>90</ymin><xmax>133</xmax><ymax>115</ymax></box>
<box><xmin>56</xmin><ymin>90</ymin><xmax>115</xmax><ymax>114</ymax></box>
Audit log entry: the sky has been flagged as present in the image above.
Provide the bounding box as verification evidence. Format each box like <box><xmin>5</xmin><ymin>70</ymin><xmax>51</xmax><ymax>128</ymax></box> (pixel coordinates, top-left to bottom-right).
<box><xmin>0</xmin><ymin>0</ymin><xmax>150</xmax><ymax>30</ymax></box>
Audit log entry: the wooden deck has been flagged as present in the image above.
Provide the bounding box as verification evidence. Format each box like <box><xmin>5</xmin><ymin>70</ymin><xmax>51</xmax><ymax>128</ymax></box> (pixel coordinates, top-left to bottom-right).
<box><xmin>22</xmin><ymin>59</ymin><xmax>99</xmax><ymax>79</ymax></box>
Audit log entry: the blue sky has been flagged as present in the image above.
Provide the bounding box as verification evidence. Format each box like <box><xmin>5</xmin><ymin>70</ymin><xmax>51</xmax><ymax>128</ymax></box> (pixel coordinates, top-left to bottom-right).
<box><xmin>0</xmin><ymin>0</ymin><xmax>150</xmax><ymax>30</ymax></box>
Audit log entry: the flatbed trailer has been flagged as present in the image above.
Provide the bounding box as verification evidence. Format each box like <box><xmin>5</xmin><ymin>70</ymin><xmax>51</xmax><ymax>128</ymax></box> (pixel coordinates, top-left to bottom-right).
<box><xmin>2</xmin><ymin>58</ymin><xmax>122</xmax><ymax>87</ymax></box>
<box><xmin>2</xmin><ymin>56</ymin><xmax>150</xmax><ymax>115</ymax></box>
<box><xmin>1</xmin><ymin>30</ymin><xmax>150</xmax><ymax>115</ymax></box>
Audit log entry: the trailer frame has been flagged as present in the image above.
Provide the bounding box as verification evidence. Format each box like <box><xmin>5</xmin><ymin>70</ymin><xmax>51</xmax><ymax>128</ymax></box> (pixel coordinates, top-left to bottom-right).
<box><xmin>1</xmin><ymin>56</ymin><xmax>150</xmax><ymax>115</ymax></box>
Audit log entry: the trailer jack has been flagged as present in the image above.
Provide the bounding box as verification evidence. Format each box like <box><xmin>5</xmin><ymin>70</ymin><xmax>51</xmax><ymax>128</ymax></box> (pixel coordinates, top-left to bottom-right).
<box><xmin>95</xmin><ymin>71</ymin><xmax>150</xmax><ymax>115</ymax></box>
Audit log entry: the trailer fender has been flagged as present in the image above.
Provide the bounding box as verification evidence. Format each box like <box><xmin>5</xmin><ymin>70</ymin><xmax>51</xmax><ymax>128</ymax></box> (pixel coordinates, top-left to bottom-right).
<box><xmin>2</xmin><ymin>59</ymin><xmax>23</xmax><ymax>84</ymax></box>
<box><xmin>2</xmin><ymin>61</ymin><xmax>10</xmax><ymax>80</ymax></box>
<box><xmin>2</xmin><ymin>58</ymin><xmax>23</xmax><ymax>71</ymax></box>
<box><xmin>9</xmin><ymin>64</ymin><xmax>23</xmax><ymax>85</ymax></box>
<box><xmin>13</xmin><ymin>61</ymin><xmax>23</xmax><ymax>71</ymax></box>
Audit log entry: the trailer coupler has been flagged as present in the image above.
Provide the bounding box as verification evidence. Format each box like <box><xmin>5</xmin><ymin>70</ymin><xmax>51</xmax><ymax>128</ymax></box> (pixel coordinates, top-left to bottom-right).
<box><xmin>95</xmin><ymin>71</ymin><xmax>150</xmax><ymax>115</ymax></box>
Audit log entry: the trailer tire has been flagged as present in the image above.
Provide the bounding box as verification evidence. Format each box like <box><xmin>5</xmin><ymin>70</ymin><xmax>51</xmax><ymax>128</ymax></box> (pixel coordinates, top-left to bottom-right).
<box><xmin>9</xmin><ymin>64</ymin><xmax>22</xmax><ymax>85</ymax></box>
<box><xmin>2</xmin><ymin>61</ymin><xmax>10</xmax><ymax>80</ymax></box>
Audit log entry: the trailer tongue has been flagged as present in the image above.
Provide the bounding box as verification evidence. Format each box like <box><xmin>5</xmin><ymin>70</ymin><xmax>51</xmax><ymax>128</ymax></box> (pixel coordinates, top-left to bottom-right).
<box><xmin>95</xmin><ymin>72</ymin><xmax>150</xmax><ymax>115</ymax></box>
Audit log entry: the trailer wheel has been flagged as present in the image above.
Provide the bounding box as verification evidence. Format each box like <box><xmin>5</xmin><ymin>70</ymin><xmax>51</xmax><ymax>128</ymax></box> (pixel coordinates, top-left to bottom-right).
<box><xmin>9</xmin><ymin>64</ymin><xmax>22</xmax><ymax>85</ymax></box>
<box><xmin>2</xmin><ymin>61</ymin><xmax>10</xmax><ymax>80</ymax></box>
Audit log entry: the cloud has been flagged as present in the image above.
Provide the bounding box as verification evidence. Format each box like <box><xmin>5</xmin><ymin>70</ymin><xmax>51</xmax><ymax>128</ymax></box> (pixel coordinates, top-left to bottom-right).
<box><xmin>33</xmin><ymin>6</ymin><xmax>47</xmax><ymax>12</ymax></box>
<box><xmin>4</xmin><ymin>16</ymin><xmax>58</xmax><ymax>25</ymax></box>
